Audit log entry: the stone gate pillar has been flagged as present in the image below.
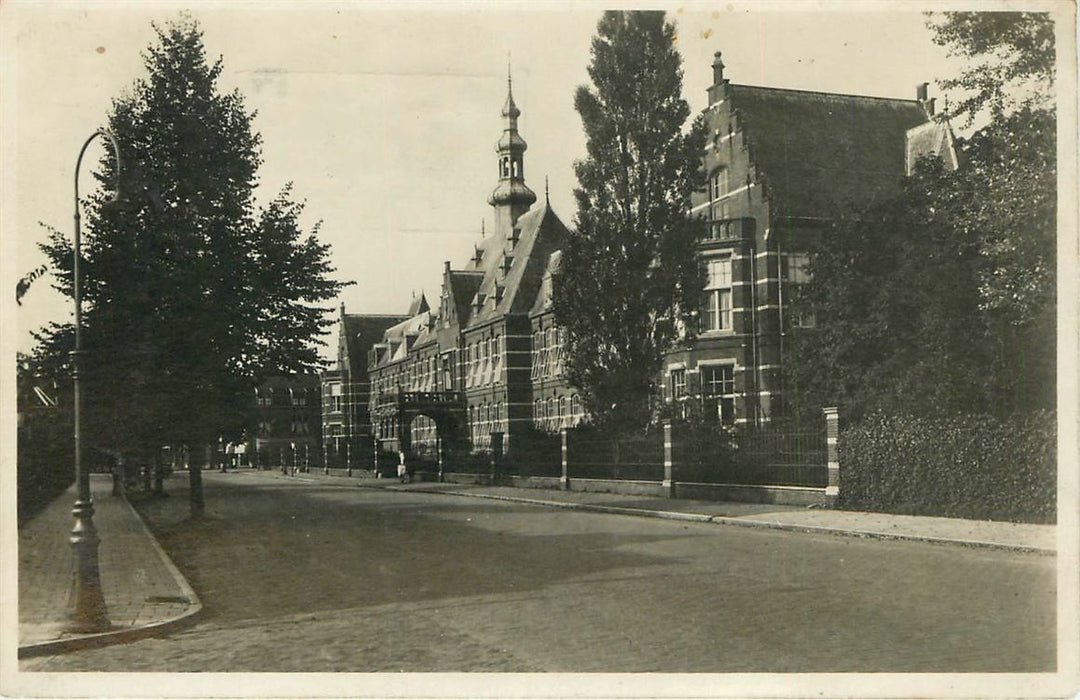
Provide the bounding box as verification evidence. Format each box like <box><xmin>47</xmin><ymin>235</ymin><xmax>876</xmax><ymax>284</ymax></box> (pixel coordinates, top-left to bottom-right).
<box><xmin>824</xmin><ymin>407</ymin><xmax>840</xmax><ymax>506</ymax></box>
<box><xmin>662</xmin><ymin>421</ymin><xmax>677</xmax><ymax>498</ymax></box>
<box><xmin>560</xmin><ymin>428</ymin><xmax>571</xmax><ymax>491</ymax></box>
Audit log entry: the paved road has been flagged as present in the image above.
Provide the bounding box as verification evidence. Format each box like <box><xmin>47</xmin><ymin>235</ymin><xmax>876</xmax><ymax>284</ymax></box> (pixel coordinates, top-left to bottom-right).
<box><xmin>22</xmin><ymin>471</ymin><xmax>1055</xmax><ymax>673</ymax></box>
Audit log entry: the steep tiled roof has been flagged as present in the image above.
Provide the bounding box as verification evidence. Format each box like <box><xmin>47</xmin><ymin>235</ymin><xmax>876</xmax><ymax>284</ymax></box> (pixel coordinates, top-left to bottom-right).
<box><xmin>905</xmin><ymin>120</ymin><xmax>958</xmax><ymax>175</ymax></box>
<box><xmin>465</xmin><ymin>203</ymin><xmax>569</xmax><ymax>327</ymax></box>
<box><xmin>447</xmin><ymin>270</ymin><xmax>484</xmax><ymax>326</ymax></box>
<box><xmin>342</xmin><ymin>314</ymin><xmax>408</xmax><ymax>374</ymax></box>
<box><xmin>530</xmin><ymin>249</ymin><xmax>563</xmax><ymax>316</ymax></box>
<box><xmin>406</xmin><ymin>292</ymin><xmax>430</xmax><ymax>317</ymax></box>
<box><xmin>729</xmin><ymin>84</ymin><xmax>929</xmax><ymax>219</ymax></box>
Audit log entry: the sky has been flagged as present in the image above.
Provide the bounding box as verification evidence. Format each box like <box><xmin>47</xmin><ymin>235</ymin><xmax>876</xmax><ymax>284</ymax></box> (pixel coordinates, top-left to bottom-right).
<box><xmin>4</xmin><ymin>1</ymin><xmax>977</xmax><ymax>360</ymax></box>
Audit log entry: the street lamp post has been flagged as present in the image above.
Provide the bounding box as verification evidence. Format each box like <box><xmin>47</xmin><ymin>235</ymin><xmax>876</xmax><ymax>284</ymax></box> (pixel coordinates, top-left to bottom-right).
<box><xmin>69</xmin><ymin>128</ymin><xmax>121</xmax><ymax>633</ymax></box>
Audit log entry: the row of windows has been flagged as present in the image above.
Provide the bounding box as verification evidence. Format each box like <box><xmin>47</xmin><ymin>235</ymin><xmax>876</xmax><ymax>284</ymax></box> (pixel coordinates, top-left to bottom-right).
<box><xmin>534</xmin><ymin>394</ymin><xmax>581</xmax><ymax>432</ymax></box>
<box><xmin>469</xmin><ymin>402</ymin><xmax>505</xmax><ymax>443</ymax></box>
<box><xmin>531</xmin><ymin>327</ymin><xmax>566</xmax><ymax>380</ymax></box>
<box><xmin>257</xmin><ymin>420</ymin><xmax>314</xmax><ymax>436</ymax></box>
<box><xmin>255</xmin><ymin>392</ymin><xmax>313</xmax><ymax>407</ymax></box>
<box><xmin>670</xmin><ymin>365</ymin><xmax>735</xmax><ymax>400</ymax></box>
<box><xmin>699</xmin><ymin>253</ymin><xmax>815</xmax><ymax>333</ymax></box>
<box><xmin>670</xmin><ymin>365</ymin><xmax>736</xmax><ymax>424</ymax></box>
<box><xmin>465</xmin><ymin>336</ymin><xmax>503</xmax><ymax>389</ymax></box>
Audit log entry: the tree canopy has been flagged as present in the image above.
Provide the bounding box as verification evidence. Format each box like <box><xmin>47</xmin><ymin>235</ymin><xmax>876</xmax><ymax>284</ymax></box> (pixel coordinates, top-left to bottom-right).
<box><xmin>785</xmin><ymin>108</ymin><xmax>1055</xmax><ymax>421</ymax></box>
<box><xmin>926</xmin><ymin>11</ymin><xmax>1055</xmax><ymax>124</ymax></box>
<box><xmin>33</xmin><ymin>17</ymin><xmax>349</xmax><ymax>470</ymax></box>
<box><xmin>553</xmin><ymin>10</ymin><xmax>705</xmax><ymax>435</ymax></box>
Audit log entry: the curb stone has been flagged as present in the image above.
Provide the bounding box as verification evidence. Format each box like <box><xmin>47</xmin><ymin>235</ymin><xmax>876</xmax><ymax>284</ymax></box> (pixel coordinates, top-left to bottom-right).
<box><xmin>18</xmin><ymin>496</ymin><xmax>204</xmax><ymax>659</ymax></box>
<box><xmin>361</xmin><ymin>484</ymin><xmax>1054</xmax><ymax>556</ymax></box>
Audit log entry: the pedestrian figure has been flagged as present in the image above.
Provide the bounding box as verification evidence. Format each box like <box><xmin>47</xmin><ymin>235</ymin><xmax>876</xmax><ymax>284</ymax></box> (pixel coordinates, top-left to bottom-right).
<box><xmin>397</xmin><ymin>450</ymin><xmax>408</xmax><ymax>483</ymax></box>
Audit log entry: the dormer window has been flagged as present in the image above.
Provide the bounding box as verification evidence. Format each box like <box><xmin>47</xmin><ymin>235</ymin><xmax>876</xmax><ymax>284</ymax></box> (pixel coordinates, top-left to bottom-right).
<box><xmin>473</xmin><ymin>246</ymin><xmax>483</xmax><ymax>265</ymax></box>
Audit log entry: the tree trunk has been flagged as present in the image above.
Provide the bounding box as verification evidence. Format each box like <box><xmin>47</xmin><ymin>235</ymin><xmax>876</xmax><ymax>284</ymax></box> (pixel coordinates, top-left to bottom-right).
<box><xmin>189</xmin><ymin>444</ymin><xmax>206</xmax><ymax>517</ymax></box>
<box><xmin>153</xmin><ymin>449</ymin><xmax>164</xmax><ymax>495</ymax></box>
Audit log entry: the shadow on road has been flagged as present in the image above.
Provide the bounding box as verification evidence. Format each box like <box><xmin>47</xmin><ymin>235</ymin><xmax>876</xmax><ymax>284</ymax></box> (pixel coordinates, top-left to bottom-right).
<box><xmin>133</xmin><ymin>473</ymin><xmax>681</xmax><ymax>626</ymax></box>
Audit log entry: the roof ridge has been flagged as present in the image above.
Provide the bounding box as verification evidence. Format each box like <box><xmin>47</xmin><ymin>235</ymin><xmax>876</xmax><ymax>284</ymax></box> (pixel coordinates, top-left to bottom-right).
<box><xmin>730</xmin><ymin>82</ymin><xmax>922</xmax><ymax>105</ymax></box>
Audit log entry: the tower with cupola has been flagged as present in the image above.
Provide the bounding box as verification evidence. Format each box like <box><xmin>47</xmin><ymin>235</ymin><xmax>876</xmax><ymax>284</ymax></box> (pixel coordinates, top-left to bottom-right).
<box><xmin>488</xmin><ymin>72</ymin><xmax>537</xmax><ymax>238</ymax></box>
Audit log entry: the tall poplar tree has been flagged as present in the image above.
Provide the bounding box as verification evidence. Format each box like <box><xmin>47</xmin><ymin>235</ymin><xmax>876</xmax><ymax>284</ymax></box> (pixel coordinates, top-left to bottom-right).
<box><xmin>36</xmin><ymin>17</ymin><xmax>349</xmax><ymax>511</ymax></box>
<box><xmin>553</xmin><ymin>10</ymin><xmax>705</xmax><ymax>434</ymax></box>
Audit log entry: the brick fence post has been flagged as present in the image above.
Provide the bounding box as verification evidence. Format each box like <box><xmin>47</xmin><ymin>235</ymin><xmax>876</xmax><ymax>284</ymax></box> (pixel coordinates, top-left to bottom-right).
<box><xmin>490</xmin><ymin>431</ymin><xmax>504</xmax><ymax>485</ymax></box>
<box><xmin>560</xmin><ymin>428</ymin><xmax>570</xmax><ymax>491</ymax></box>
<box><xmin>824</xmin><ymin>407</ymin><xmax>839</xmax><ymax>506</ymax></box>
<box><xmin>437</xmin><ymin>436</ymin><xmax>445</xmax><ymax>482</ymax></box>
<box><xmin>662</xmin><ymin>420</ymin><xmax>676</xmax><ymax>498</ymax></box>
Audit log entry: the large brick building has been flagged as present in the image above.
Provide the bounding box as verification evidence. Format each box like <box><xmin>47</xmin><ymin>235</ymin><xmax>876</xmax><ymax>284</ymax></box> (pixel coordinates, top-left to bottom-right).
<box><xmin>366</xmin><ymin>76</ymin><xmax>578</xmax><ymax>462</ymax></box>
<box><xmin>320</xmin><ymin>306</ymin><xmax>407</xmax><ymax>468</ymax></box>
<box><xmin>661</xmin><ymin>53</ymin><xmax>953</xmax><ymax>427</ymax></box>
<box><xmin>332</xmin><ymin>55</ymin><xmax>954</xmax><ymax>462</ymax></box>
<box><xmin>248</xmin><ymin>374</ymin><xmax>322</xmax><ymax>468</ymax></box>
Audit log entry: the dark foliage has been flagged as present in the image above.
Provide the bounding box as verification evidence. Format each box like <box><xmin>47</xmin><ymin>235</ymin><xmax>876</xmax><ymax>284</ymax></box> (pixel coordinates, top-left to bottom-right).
<box><xmin>839</xmin><ymin>412</ymin><xmax>1056</xmax><ymax>523</ymax></box>
<box><xmin>31</xmin><ymin>18</ymin><xmax>350</xmax><ymax>473</ymax></box>
<box><xmin>926</xmin><ymin>12</ymin><xmax>1055</xmax><ymax>125</ymax></box>
<box><xmin>784</xmin><ymin>109</ymin><xmax>1055</xmax><ymax>422</ymax></box>
<box><xmin>553</xmin><ymin>10</ymin><xmax>706</xmax><ymax>436</ymax></box>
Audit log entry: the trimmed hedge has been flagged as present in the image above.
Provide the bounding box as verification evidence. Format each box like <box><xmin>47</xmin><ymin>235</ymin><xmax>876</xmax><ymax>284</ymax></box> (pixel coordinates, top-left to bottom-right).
<box><xmin>838</xmin><ymin>411</ymin><xmax>1056</xmax><ymax>523</ymax></box>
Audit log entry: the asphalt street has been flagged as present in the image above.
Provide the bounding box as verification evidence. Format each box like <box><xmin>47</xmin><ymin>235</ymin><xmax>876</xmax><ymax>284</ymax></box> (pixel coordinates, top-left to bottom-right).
<box><xmin>22</xmin><ymin>470</ymin><xmax>1056</xmax><ymax>672</ymax></box>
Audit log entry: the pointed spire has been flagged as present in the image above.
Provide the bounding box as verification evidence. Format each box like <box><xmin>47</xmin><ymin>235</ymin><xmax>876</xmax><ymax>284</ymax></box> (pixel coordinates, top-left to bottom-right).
<box><xmin>481</xmin><ymin>220</ymin><xmax>486</xmax><ymax>238</ymax></box>
<box><xmin>545</xmin><ymin>176</ymin><xmax>550</xmax><ymax>205</ymax></box>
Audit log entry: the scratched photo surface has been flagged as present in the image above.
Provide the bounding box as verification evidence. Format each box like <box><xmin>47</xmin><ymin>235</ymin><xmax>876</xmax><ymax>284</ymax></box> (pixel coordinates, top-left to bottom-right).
<box><xmin>3</xmin><ymin>1</ymin><xmax>1076</xmax><ymax>698</ymax></box>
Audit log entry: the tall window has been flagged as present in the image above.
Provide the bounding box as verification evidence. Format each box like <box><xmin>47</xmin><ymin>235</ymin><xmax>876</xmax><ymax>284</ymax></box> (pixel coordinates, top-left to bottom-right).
<box><xmin>702</xmin><ymin>365</ymin><xmax>736</xmax><ymax>424</ymax></box>
<box><xmin>670</xmin><ymin>369</ymin><xmax>687</xmax><ymax>400</ymax></box>
<box><xmin>702</xmin><ymin>258</ymin><xmax>733</xmax><ymax>332</ymax></box>
<box><xmin>782</xmin><ymin>252</ymin><xmax>816</xmax><ymax>328</ymax></box>
<box><xmin>782</xmin><ymin>252</ymin><xmax>811</xmax><ymax>284</ymax></box>
<box><xmin>492</xmin><ymin>336</ymin><xmax>503</xmax><ymax>384</ymax></box>
<box><xmin>709</xmin><ymin>168</ymin><xmax>730</xmax><ymax>221</ymax></box>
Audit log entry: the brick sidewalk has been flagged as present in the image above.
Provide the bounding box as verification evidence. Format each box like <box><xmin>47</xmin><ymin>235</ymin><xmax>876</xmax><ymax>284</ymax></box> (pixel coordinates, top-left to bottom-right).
<box><xmin>18</xmin><ymin>474</ymin><xmax>200</xmax><ymax>654</ymax></box>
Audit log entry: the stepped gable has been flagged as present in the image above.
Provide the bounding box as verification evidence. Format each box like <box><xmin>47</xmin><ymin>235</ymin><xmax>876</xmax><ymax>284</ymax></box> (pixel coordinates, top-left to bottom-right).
<box><xmin>729</xmin><ymin>84</ymin><xmax>929</xmax><ymax>218</ymax></box>
<box><xmin>466</xmin><ymin>201</ymin><xmax>569</xmax><ymax>327</ymax></box>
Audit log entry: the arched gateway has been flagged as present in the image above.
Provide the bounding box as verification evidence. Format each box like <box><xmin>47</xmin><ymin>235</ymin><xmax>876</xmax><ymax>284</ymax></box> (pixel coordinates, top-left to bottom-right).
<box><xmin>370</xmin><ymin>390</ymin><xmax>466</xmax><ymax>478</ymax></box>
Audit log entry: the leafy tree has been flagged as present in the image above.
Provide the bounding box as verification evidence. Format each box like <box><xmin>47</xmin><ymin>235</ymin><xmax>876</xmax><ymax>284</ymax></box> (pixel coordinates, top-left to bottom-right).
<box><xmin>925</xmin><ymin>11</ymin><xmax>1055</xmax><ymax>125</ymax></box>
<box><xmin>553</xmin><ymin>10</ymin><xmax>705</xmax><ymax>435</ymax></box>
<box><xmin>784</xmin><ymin>12</ymin><xmax>1057</xmax><ymax>423</ymax></box>
<box><xmin>786</xmin><ymin>110</ymin><xmax>1055</xmax><ymax>421</ymax></box>
<box><xmin>34</xmin><ymin>17</ymin><xmax>349</xmax><ymax>512</ymax></box>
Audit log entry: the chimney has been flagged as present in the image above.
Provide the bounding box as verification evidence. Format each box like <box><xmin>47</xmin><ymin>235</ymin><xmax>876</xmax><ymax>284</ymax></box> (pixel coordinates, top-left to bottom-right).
<box><xmin>927</xmin><ymin>97</ymin><xmax>936</xmax><ymax>117</ymax></box>
<box><xmin>712</xmin><ymin>51</ymin><xmax>725</xmax><ymax>85</ymax></box>
<box><xmin>916</xmin><ymin>82</ymin><xmax>929</xmax><ymax>102</ymax></box>
<box><xmin>444</xmin><ymin>260</ymin><xmax>451</xmax><ymax>273</ymax></box>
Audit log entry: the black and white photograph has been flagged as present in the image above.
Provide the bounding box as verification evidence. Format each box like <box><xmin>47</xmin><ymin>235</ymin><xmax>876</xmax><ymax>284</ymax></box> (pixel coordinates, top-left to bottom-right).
<box><xmin>2</xmin><ymin>1</ymin><xmax>1077</xmax><ymax>697</ymax></box>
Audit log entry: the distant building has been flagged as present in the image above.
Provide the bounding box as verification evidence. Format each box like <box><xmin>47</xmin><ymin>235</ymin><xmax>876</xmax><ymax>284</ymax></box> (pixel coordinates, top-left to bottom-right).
<box><xmin>339</xmin><ymin>56</ymin><xmax>956</xmax><ymax>463</ymax></box>
<box><xmin>662</xmin><ymin>53</ymin><xmax>954</xmax><ymax>426</ymax></box>
<box><xmin>321</xmin><ymin>307</ymin><xmax>406</xmax><ymax>469</ymax></box>
<box><xmin>248</xmin><ymin>374</ymin><xmax>321</xmax><ymax>469</ymax></box>
<box><xmin>366</xmin><ymin>75</ymin><xmax>578</xmax><ymax>463</ymax></box>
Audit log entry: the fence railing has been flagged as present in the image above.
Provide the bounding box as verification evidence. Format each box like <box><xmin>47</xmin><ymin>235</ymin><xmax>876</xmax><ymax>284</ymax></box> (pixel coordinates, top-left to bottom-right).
<box><xmin>405</xmin><ymin>409</ymin><xmax>839</xmax><ymax>496</ymax></box>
